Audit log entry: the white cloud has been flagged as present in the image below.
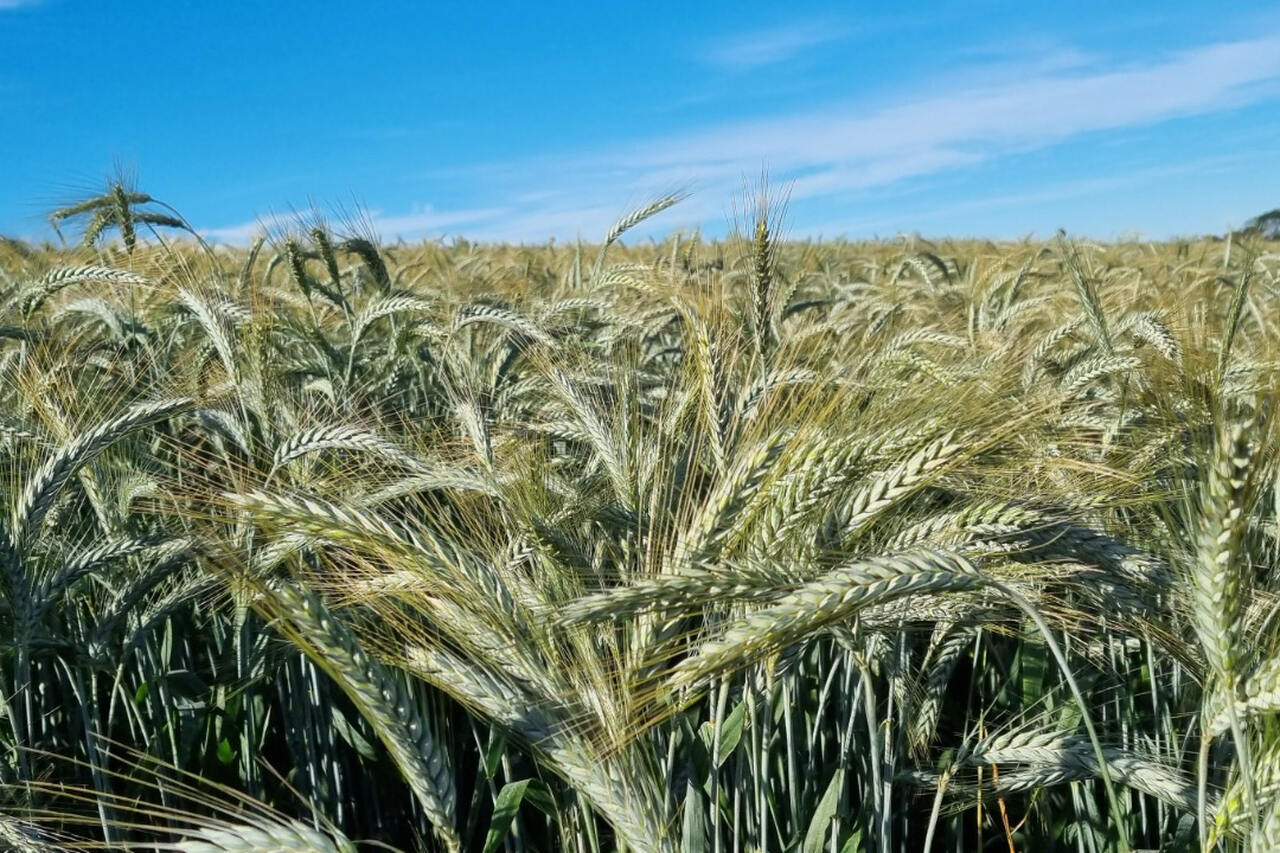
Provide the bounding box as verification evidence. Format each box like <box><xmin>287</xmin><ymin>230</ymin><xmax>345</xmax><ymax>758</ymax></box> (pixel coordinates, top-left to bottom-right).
<box><xmin>202</xmin><ymin>211</ymin><xmax>313</xmax><ymax>244</ymax></box>
<box><xmin>624</xmin><ymin>37</ymin><xmax>1280</xmax><ymax>184</ymax></box>
<box><xmin>700</xmin><ymin>21</ymin><xmax>852</xmax><ymax>71</ymax></box>
<box><xmin>799</xmin><ymin>156</ymin><xmax>1252</xmax><ymax>238</ymax></box>
<box><xmin>367</xmin><ymin>205</ymin><xmax>509</xmax><ymax>239</ymax></box>
<box><xmin>204</xmin><ymin>204</ymin><xmax>510</xmax><ymax>245</ymax></box>
<box><xmin>473</xmin><ymin>33</ymin><xmax>1280</xmax><ymax>238</ymax></box>
<box><xmin>207</xmin><ymin>33</ymin><xmax>1280</xmax><ymax>243</ymax></box>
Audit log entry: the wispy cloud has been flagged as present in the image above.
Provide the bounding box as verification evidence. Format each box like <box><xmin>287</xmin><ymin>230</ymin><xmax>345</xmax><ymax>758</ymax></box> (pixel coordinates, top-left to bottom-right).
<box><xmin>201</xmin><ymin>211</ymin><xmax>310</xmax><ymax>244</ymax></box>
<box><xmin>363</xmin><ymin>205</ymin><xmax>511</xmax><ymax>240</ymax></box>
<box><xmin>629</xmin><ymin>37</ymin><xmax>1280</xmax><ymax>183</ymax></box>
<box><xmin>466</xmin><ymin>33</ymin><xmax>1280</xmax><ymax>239</ymax></box>
<box><xmin>203</xmin><ymin>204</ymin><xmax>509</xmax><ymax>244</ymax></box>
<box><xmin>699</xmin><ymin>21</ymin><xmax>851</xmax><ymax>71</ymax></box>
<box><xmin>800</xmin><ymin>153</ymin><xmax>1268</xmax><ymax>238</ymax></box>
<box><xmin>209</xmin><ymin>32</ymin><xmax>1280</xmax><ymax>244</ymax></box>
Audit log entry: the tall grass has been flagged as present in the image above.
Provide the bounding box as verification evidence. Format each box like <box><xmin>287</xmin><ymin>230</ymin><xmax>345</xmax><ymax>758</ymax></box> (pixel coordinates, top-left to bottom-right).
<box><xmin>0</xmin><ymin>184</ymin><xmax>1277</xmax><ymax>850</ymax></box>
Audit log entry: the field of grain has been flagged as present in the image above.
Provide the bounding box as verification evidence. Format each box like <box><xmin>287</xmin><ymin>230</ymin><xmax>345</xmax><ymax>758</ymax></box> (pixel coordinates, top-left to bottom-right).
<box><xmin>0</xmin><ymin>184</ymin><xmax>1278</xmax><ymax>851</ymax></box>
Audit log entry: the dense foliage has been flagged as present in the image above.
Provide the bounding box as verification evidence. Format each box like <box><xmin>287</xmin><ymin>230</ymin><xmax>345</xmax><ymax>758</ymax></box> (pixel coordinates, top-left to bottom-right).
<box><xmin>0</xmin><ymin>184</ymin><xmax>1278</xmax><ymax>850</ymax></box>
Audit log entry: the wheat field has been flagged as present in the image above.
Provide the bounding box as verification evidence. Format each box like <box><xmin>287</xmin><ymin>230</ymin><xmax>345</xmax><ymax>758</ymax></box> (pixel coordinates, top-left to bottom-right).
<box><xmin>0</xmin><ymin>183</ymin><xmax>1278</xmax><ymax>851</ymax></box>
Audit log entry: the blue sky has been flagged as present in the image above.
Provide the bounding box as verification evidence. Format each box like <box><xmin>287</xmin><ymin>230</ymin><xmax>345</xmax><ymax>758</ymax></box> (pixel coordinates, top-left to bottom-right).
<box><xmin>2</xmin><ymin>1</ymin><xmax>1280</xmax><ymax>243</ymax></box>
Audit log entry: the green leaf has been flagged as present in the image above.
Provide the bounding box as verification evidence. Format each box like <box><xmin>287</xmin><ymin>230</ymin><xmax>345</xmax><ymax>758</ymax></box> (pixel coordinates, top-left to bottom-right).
<box><xmin>216</xmin><ymin>737</ymin><xmax>236</xmax><ymax>765</ymax></box>
<box><xmin>133</xmin><ymin>681</ymin><xmax>149</xmax><ymax>703</ymax></box>
<box><xmin>483</xmin><ymin>727</ymin><xmax>509</xmax><ymax>779</ymax></box>
<box><xmin>330</xmin><ymin>705</ymin><xmax>377</xmax><ymax>760</ymax></box>
<box><xmin>803</xmin><ymin>768</ymin><xmax>844</xmax><ymax>853</ymax></box>
<box><xmin>1019</xmin><ymin>624</ymin><xmax>1048</xmax><ymax>708</ymax></box>
<box><xmin>679</xmin><ymin>716</ymin><xmax>711</xmax><ymax>783</ymax></box>
<box><xmin>483</xmin><ymin>779</ymin><xmax>531</xmax><ymax>853</ymax></box>
<box><xmin>681</xmin><ymin>780</ymin><xmax>709</xmax><ymax>853</ymax></box>
<box><xmin>522</xmin><ymin>779</ymin><xmax>555</xmax><ymax>815</ymax></box>
<box><xmin>699</xmin><ymin>699</ymin><xmax>747</xmax><ymax>767</ymax></box>
<box><xmin>162</xmin><ymin>668</ymin><xmax>208</xmax><ymax>700</ymax></box>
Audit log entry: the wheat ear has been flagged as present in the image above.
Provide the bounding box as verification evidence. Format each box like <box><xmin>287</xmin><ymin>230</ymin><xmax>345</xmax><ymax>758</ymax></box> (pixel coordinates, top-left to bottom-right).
<box><xmin>669</xmin><ymin>549</ymin><xmax>981</xmax><ymax>695</ymax></box>
<box><xmin>266</xmin><ymin>582</ymin><xmax>460</xmax><ymax>852</ymax></box>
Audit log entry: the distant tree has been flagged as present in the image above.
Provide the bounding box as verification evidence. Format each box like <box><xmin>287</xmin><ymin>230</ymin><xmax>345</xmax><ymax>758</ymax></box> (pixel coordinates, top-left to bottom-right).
<box><xmin>1241</xmin><ymin>208</ymin><xmax>1280</xmax><ymax>239</ymax></box>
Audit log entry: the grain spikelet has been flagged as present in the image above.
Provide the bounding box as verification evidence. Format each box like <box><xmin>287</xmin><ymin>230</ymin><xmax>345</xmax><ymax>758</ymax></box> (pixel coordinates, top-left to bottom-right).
<box><xmin>1192</xmin><ymin>419</ymin><xmax>1252</xmax><ymax>680</ymax></box>
<box><xmin>17</xmin><ymin>264</ymin><xmax>147</xmax><ymax>314</ymax></box>
<box><xmin>266</xmin><ymin>582</ymin><xmax>459</xmax><ymax>852</ymax></box>
<box><xmin>172</xmin><ymin>817</ymin><xmax>356</xmax><ymax>853</ymax></box>
<box><xmin>11</xmin><ymin>397</ymin><xmax>193</xmax><ymax>550</ymax></box>
<box><xmin>669</xmin><ymin>549</ymin><xmax>981</xmax><ymax>694</ymax></box>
